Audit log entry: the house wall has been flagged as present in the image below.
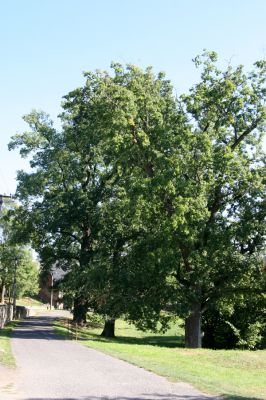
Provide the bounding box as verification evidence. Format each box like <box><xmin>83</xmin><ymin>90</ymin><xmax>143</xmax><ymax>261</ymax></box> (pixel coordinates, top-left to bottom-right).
<box><xmin>39</xmin><ymin>273</ymin><xmax>64</xmax><ymax>308</ymax></box>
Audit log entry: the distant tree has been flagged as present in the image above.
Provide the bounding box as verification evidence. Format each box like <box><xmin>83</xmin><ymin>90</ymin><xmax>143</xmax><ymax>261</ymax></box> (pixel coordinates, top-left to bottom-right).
<box><xmin>0</xmin><ymin>211</ymin><xmax>39</xmax><ymax>303</ymax></box>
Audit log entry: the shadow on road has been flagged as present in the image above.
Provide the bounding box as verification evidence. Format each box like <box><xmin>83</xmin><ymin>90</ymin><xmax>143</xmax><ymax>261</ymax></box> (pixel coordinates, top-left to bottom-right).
<box><xmin>23</xmin><ymin>394</ymin><xmax>262</xmax><ymax>400</ymax></box>
<box><xmin>24</xmin><ymin>395</ymin><xmax>221</xmax><ymax>400</ymax></box>
<box><xmin>12</xmin><ymin>316</ymin><xmax>184</xmax><ymax>349</ymax></box>
<box><xmin>11</xmin><ymin>316</ymin><xmax>65</xmax><ymax>341</ymax></box>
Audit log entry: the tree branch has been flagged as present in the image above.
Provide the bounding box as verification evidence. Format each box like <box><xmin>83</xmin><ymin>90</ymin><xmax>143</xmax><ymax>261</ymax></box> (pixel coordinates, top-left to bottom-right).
<box><xmin>58</xmin><ymin>230</ymin><xmax>81</xmax><ymax>242</ymax></box>
<box><xmin>231</xmin><ymin>118</ymin><xmax>261</xmax><ymax>150</ymax></box>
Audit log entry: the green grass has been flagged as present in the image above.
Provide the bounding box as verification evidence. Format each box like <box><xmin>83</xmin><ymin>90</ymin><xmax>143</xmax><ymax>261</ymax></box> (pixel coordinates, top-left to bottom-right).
<box><xmin>55</xmin><ymin>318</ymin><xmax>266</xmax><ymax>400</ymax></box>
<box><xmin>16</xmin><ymin>297</ymin><xmax>45</xmax><ymax>306</ymax></box>
<box><xmin>0</xmin><ymin>322</ymin><xmax>16</xmax><ymax>368</ymax></box>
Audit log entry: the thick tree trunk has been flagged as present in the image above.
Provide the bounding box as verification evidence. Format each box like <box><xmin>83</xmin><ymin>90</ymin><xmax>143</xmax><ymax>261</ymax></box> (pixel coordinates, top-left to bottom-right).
<box><xmin>100</xmin><ymin>318</ymin><xmax>116</xmax><ymax>338</ymax></box>
<box><xmin>73</xmin><ymin>297</ymin><xmax>88</xmax><ymax>325</ymax></box>
<box><xmin>73</xmin><ymin>228</ymin><xmax>91</xmax><ymax>325</ymax></box>
<box><xmin>185</xmin><ymin>303</ymin><xmax>202</xmax><ymax>348</ymax></box>
<box><xmin>0</xmin><ymin>284</ymin><xmax>5</xmax><ymax>304</ymax></box>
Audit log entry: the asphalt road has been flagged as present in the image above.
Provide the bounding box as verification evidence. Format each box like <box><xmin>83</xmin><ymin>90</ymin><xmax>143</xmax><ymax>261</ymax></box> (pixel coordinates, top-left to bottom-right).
<box><xmin>2</xmin><ymin>313</ymin><xmax>217</xmax><ymax>400</ymax></box>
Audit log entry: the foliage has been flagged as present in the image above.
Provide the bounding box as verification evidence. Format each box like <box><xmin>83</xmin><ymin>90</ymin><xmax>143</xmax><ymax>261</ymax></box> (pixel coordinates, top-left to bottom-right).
<box><xmin>9</xmin><ymin>52</ymin><xmax>266</xmax><ymax>347</ymax></box>
<box><xmin>8</xmin><ymin>64</ymin><xmax>178</xmax><ymax>325</ymax></box>
<box><xmin>0</xmin><ymin>210</ymin><xmax>39</xmax><ymax>301</ymax></box>
<box><xmin>202</xmin><ymin>288</ymin><xmax>266</xmax><ymax>349</ymax></box>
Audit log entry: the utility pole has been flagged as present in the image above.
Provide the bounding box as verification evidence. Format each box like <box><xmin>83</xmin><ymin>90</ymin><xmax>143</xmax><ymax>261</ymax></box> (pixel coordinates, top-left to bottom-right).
<box><xmin>50</xmin><ymin>273</ymin><xmax>54</xmax><ymax>310</ymax></box>
<box><xmin>12</xmin><ymin>257</ymin><xmax>18</xmax><ymax>317</ymax></box>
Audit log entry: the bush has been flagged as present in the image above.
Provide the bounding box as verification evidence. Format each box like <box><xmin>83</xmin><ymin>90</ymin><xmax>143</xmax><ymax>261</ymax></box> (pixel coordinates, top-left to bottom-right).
<box><xmin>202</xmin><ymin>295</ymin><xmax>266</xmax><ymax>349</ymax></box>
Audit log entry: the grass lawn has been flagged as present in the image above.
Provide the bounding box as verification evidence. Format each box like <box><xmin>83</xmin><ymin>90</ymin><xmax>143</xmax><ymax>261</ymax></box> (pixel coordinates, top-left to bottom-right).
<box><xmin>55</xmin><ymin>317</ymin><xmax>266</xmax><ymax>400</ymax></box>
<box><xmin>16</xmin><ymin>297</ymin><xmax>45</xmax><ymax>306</ymax></box>
<box><xmin>0</xmin><ymin>322</ymin><xmax>16</xmax><ymax>368</ymax></box>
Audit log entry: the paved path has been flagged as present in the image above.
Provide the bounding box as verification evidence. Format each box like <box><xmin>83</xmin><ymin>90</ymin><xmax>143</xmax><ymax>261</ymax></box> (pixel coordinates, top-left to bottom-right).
<box><xmin>2</xmin><ymin>314</ymin><xmax>217</xmax><ymax>400</ymax></box>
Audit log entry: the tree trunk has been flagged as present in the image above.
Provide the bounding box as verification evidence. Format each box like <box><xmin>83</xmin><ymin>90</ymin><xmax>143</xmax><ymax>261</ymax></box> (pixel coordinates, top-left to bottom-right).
<box><xmin>185</xmin><ymin>303</ymin><xmax>202</xmax><ymax>348</ymax></box>
<box><xmin>73</xmin><ymin>297</ymin><xmax>88</xmax><ymax>325</ymax></box>
<box><xmin>101</xmin><ymin>318</ymin><xmax>116</xmax><ymax>338</ymax></box>
<box><xmin>0</xmin><ymin>284</ymin><xmax>5</xmax><ymax>304</ymax></box>
<box><xmin>8</xmin><ymin>286</ymin><xmax>11</xmax><ymax>305</ymax></box>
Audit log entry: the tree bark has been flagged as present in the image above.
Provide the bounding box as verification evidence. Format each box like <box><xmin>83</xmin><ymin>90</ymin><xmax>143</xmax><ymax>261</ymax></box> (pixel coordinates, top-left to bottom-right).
<box><xmin>0</xmin><ymin>284</ymin><xmax>5</xmax><ymax>304</ymax></box>
<box><xmin>100</xmin><ymin>318</ymin><xmax>116</xmax><ymax>338</ymax></box>
<box><xmin>185</xmin><ymin>303</ymin><xmax>202</xmax><ymax>348</ymax></box>
<box><xmin>73</xmin><ymin>297</ymin><xmax>88</xmax><ymax>325</ymax></box>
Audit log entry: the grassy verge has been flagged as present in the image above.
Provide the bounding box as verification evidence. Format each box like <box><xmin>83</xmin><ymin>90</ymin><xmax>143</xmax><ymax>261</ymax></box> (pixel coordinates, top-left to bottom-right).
<box><xmin>54</xmin><ymin>318</ymin><xmax>266</xmax><ymax>400</ymax></box>
<box><xmin>0</xmin><ymin>322</ymin><xmax>16</xmax><ymax>368</ymax></box>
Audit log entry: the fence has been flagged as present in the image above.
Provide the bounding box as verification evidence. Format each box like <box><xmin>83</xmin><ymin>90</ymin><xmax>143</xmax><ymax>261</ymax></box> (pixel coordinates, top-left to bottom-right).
<box><xmin>0</xmin><ymin>305</ymin><xmax>30</xmax><ymax>328</ymax></box>
<box><xmin>15</xmin><ymin>306</ymin><xmax>30</xmax><ymax>319</ymax></box>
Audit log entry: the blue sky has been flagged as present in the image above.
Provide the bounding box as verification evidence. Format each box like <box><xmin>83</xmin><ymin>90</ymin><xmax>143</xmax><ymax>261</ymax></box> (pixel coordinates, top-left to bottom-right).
<box><xmin>0</xmin><ymin>0</ymin><xmax>265</xmax><ymax>194</ymax></box>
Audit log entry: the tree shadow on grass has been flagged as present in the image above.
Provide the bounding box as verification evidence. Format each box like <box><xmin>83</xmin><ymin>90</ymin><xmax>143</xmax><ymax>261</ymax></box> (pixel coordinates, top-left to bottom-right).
<box><xmin>24</xmin><ymin>396</ymin><xmax>215</xmax><ymax>400</ymax></box>
<box><xmin>78</xmin><ymin>330</ymin><xmax>185</xmax><ymax>348</ymax></box>
<box><xmin>223</xmin><ymin>397</ymin><xmax>264</xmax><ymax>400</ymax></box>
<box><xmin>23</xmin><ymin>394</ymin><xmax>264</xmax><ymax>400</ymax></box>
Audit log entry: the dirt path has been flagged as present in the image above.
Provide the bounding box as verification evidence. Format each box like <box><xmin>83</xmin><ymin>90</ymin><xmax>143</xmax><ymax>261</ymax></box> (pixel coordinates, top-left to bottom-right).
<box><xmin>1</xmin><ymin>313</ymin><xmax>217</xmax><ymax>400</ymax></box>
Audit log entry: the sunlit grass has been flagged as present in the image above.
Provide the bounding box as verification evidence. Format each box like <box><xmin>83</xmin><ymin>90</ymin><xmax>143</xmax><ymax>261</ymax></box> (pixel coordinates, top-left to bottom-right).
<box><xmin>16</xmin><ymin>297</ymin><xmax>45</xmax><ymax>306</ymax></box>
<box><xmin>0</xmin><ymin>322</ymin><xmax>16</xmax><ymax>368</ymax></box>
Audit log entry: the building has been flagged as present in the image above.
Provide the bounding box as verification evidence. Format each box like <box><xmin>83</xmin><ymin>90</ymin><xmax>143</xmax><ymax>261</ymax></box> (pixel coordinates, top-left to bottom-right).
<box><xmin>39</xmin><ymin>266</ymin><xmax>67</xmax><ymax>309</ymax></box>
